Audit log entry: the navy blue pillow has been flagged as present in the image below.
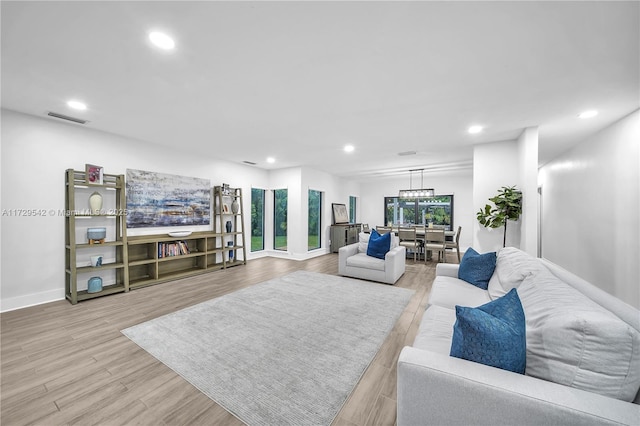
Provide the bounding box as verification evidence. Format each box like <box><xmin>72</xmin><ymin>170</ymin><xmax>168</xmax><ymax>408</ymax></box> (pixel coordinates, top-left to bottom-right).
<box><xmin>450</xmin><ymin>288</ymin><xmax>526</xmax><ymax>374</ymax></box>
<box><xmin>366</xmin><ymin>229</ymin><xmax>391</xmax><ymax>259</ymax></box>
<box><xmin>458</xmin><ymin>248</ymin><xmax>496</xmax><ymax>290</ymax></box>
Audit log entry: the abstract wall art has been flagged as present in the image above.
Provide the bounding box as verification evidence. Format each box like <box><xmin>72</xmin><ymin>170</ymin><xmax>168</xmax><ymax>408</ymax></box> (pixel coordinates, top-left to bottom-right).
<box><xmin>126</xmin><ymin>169</ymin><xmax>211</xmax><ymax>228</ymax></box>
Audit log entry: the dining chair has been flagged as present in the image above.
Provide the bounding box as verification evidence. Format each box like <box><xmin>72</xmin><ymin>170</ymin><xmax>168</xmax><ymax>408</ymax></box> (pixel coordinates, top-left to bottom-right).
<box><xmin>398</xmin><ymin>227</ymin><xmax>420</xmax><ymax>262</ymax></box>
<box><xmin>423</xmin><ymin>229</ymin><xmax>446</xmax><ymax>263</ymax></box>
<box><xmin>362</xmin><ymin>223</ymin><xmax>370</xmax><ymax>233</ymax></box>
<box><xmin>445</xmin><ymin>226</ymin><xmax>462</xmax><ymax>263</ymax></box>
<box><xmin>376</xmin><ymin>226</ymin><xmax>393</xmax><ymax>235</ymax></box>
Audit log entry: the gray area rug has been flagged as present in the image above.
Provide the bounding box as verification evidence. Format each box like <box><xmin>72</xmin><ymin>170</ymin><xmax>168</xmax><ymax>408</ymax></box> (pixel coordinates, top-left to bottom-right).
<box><xmin>122</xmin><ymin>270</ymin><xmax>414</xmax><ymax>426</ymax></box>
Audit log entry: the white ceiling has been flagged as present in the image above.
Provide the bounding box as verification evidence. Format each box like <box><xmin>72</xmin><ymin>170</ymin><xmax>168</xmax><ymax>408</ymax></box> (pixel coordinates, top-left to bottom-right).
<box><xmin>2</xmin><ymin>1</ymin><xmax>638</xmax><ymax>181</ymax></box>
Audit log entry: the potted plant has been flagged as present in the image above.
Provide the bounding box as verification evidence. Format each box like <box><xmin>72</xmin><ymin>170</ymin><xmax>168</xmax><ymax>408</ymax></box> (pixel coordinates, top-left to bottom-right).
<box><xmin>476</xmin><ymin>185</ymin><xmax>522</xmax><ymax>247</ymax></box>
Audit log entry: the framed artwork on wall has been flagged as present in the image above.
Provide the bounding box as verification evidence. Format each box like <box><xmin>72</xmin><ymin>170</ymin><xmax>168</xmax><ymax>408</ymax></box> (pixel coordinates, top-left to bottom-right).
<box><xmin>126</xmin><ymin>169</ymin><xmax>211</xmax><ymax>228</ymax></box>
<box><xmin>332</xmin><ymin>203</ymin><xmax>349</xmax><ymax>224</ymax></box>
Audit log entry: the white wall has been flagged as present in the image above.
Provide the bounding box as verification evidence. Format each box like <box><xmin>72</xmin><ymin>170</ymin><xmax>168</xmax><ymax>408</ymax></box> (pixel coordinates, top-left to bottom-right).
<box><xmin>539</xmin><ymin>109</ymin><xmax>640</xmax><ymax>308</ymax></box>
<box><xmin>473</xmin><ymin>141</ymin><xmax>521</xmax><ymax>252</ymax></box>
<box><xmin>268</xmin><ymin>166</ymin><xmax>361</xmax><ymax>260</ymax></box>
<box><xmin>359</xmin><ymin>171</ymin><xmax>474</xmax><ymax>250</ymax></box>
<box><xmin>1</xmin><ymin>109</ymin><xmax>268</xmax><ymax>311</ymax></box>
<box><xmin>0</xmin><ymin>110</ymin><xmax>365</xmax><ymax>310</ymax></box>
<box><xmin>268</xmin><ymin>167</ymin><xmax>302</xmax><ymax>257</ymax></box>
<box><xmin>301</xmin><ymin>167</ymin><xmax>360</xmax><ymax>257</ymax></box>
<box><xmin>517</xmin><ymin>127</ymin><xmax>539</xmax><ymax>256</ymax></box>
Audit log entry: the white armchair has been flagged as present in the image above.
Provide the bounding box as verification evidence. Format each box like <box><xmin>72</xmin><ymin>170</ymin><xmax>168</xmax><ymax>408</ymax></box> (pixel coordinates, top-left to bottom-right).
<box><xmin>338</xmin><ymin>232</ymin><xmax>406</xmax><ymax>285</ymax></box>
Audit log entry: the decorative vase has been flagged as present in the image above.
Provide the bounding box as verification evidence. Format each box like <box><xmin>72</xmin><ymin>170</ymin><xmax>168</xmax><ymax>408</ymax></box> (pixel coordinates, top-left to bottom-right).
<box><xmin>228</xmin><ymin>241</ymin><xmax>234</xmax><ymax>261</ymax></box>
<box><xmin>87</xmin><ymin>276</ymin><xmax>103</xmax><ymax>293</ymax></box>
<box><xmin>225</xmin><ymin>221</ymin><xmax>232</xmax><ymax>233</ymax></box>
<box><xmin>231</xmin><ymin>199</ymin><xmax>239</xmax><ymax>214</ymax></box>
<box><xmin>89</xmin><ymin>191</ymin><xmax>103</xmax><ymax>214</ymax></box>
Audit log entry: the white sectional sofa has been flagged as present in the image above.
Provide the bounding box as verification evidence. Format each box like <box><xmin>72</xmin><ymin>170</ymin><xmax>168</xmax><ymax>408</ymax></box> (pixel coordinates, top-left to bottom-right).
<box><xmin>397</xmin><ymin>247</ymin><xmax>640</xmax><ymax>425</ymax></box>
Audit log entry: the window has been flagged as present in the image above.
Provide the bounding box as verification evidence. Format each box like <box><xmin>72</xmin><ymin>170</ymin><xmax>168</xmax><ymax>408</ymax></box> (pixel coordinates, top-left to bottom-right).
<box><xmin>251</xmin><ymin>188</ymin><xmax>265</xmax><ymax>252</ymax></box>
<box><xmin>349</xmin><ymin>196</ymin><xmax>357</xmax><ymax>224</ymax></box>
<box><xmin>273</xmin><ymin>189</ymin><xmax>288</xmax><ymax>251</ymax></box>
<box><xmin>384</xmin><ymin>195</ymin><xmax>454</xmax><ymax>230</ymax></box>
<box><xmin>308</xmin><ymin>189</ymin><xmax>322</xmax><ymax>250</ymax></box>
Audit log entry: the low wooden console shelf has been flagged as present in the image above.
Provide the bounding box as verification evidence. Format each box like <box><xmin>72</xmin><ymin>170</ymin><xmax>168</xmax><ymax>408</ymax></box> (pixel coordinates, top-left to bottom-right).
<box><xmin>127</xmin><ymin>232</ymin><xmax>227</xmax><ymax>289</ymax></box>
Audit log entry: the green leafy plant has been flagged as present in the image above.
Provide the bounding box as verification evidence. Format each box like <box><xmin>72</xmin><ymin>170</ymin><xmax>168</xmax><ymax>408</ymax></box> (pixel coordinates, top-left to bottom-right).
<box><xmin>476</xmin><ymin>185</ymin><xmax>522</xmax><ymax>247</ymax></box>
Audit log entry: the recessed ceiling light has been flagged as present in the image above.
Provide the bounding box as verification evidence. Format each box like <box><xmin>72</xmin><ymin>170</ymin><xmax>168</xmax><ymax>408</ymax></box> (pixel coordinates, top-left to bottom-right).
<box><xmin>578</xmin><ymin>110</ymin><xmax>598</xmax><ymax>119</ymax></box>
<box><xmin>67</xmin><ymin>100</ymin><xmax>87</xmax><ymax>110</ymax></box>
<box><xmin>344</xmin><ymin>145</ymin><xmax>355</xmax><ymax>153</ymax></box>
<box><xmin>266</xmin><ymin>157</ymin><xmax>275</xmax><ymax>164</ymax></box>
<box><xmin>468</xmin><ymin>125</ymin><xmax>483</xmax><ymax>134</ymax></box>
<box><xmin>149</xmin><ymin>31</ymin><xmax>175</xmax><ymax>50</ymax></box>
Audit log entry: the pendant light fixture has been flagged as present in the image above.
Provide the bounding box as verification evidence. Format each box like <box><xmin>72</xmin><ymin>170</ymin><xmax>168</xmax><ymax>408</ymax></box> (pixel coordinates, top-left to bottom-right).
<box><xmin>399</xmin><ymin>169</ymin><xmax>434</xmax><ymax>199</ymax></box>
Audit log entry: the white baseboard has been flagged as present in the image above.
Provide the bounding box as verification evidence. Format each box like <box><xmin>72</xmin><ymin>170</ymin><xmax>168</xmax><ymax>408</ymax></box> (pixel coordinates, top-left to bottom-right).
<box><xmin>1</xmin><ymin>288</ymin><xmax>65</xmax><ymax>313</ymax></box>
<box><xmin>2</xmin><ymin>251</ymin><xmax>332</xmax><ymax>312</ymax></box>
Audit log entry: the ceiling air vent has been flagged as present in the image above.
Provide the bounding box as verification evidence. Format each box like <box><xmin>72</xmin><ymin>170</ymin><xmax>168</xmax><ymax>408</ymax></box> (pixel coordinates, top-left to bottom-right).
<box><xmin>243</xmin><ymin>161</ymin><xmax>257</xmax><ymax>165</ymax></box>
<box><xmin>47</xmin><ymin>111</ymin><xmax>87</xmax><ymax>124</ymax></box>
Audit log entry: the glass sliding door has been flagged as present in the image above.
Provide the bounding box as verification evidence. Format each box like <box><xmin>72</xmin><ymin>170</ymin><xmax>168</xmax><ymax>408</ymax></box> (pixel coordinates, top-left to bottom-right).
<box><xmin>251</xmin><ymin>188</ymin><xmax>265</xmax><ymax>252</ymax></box>
<box><xmin>273</xmin><ymin>189</ymin><xmax>288</xmax><ymax>250</ymax></box>
<box><xmin>308</xmin><ymin>189</ymin><xmax>322</xmax><ymax>250</ymax></box>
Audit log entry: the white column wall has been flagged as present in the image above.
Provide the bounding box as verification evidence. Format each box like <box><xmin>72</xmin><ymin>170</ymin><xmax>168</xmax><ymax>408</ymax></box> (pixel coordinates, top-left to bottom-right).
<box><xmin>473</xmin><ymin>141</ymin><xmax>520</xmax><ymax>252</ymax></box>
<box><xmin>517</xmin><ymin>126</ymin><xmax>539</xmax><ymax>256</ymax></box>
<box><xmin>539</xmin><ymin>109</ymin><xmax>639</xmax><ymax>308</ymax></box>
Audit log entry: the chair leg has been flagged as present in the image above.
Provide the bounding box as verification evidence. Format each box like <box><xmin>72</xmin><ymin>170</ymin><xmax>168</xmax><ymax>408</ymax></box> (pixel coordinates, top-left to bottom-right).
<box><xmin>456</xmin><ymin>247</ymin><xmax>460</xmax><ymax>263</ymax></box>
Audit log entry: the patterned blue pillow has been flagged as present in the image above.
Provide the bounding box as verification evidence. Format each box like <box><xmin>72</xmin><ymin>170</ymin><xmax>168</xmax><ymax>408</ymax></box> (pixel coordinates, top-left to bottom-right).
<box><xmin>458</xmin><ymin>247</ymin><xmax>496</xmax><ymax>290</ymax></box>
<box><xmin>450</xmin><ymin>288</ymin><xmax>526</xmax><ymax>374</ymax></box>
<box><xmin>366</xmin><ymin>229</ymin><xmax>391</xmax><ymax>259</ymax></box>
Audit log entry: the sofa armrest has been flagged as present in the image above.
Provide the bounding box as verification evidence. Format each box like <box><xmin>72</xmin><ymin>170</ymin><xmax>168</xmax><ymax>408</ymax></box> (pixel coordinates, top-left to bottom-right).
<box><xmin>338</xmin><ymin>243</ymin><xmax>359</xmax><ymax>275</ymax></box>
<box><xmin>397</xmin><ymin>346</ymin><xmax>640</xmax><ymax>426</ymax></box>
<box><xmin>435</xmin><ymin>262</ymin><xmax>459</xmax><ymax>278</ymax></box>
<box><xmin>385</xmin><ymin>246</ymin><xmax>406</xmax><ymax>283</ymax></box>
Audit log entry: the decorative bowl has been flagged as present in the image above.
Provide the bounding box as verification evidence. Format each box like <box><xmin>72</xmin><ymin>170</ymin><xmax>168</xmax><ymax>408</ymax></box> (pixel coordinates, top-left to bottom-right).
<box><xmin>87</xmin><ymin>227</ymin><xmax>106</xmax><ymax>240</ymax></box>
<box><xmin>168</xmin><ymin>231</ymin><xmax>192</xmax><ymax>237</ymax></box>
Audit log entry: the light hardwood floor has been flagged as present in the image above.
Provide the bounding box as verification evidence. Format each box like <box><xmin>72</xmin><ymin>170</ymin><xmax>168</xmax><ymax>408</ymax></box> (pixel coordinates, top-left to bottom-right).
<box><xmin>1</xmin><ymin>252</ymin><xmax>453</xmax><ymax>425</ymax></box>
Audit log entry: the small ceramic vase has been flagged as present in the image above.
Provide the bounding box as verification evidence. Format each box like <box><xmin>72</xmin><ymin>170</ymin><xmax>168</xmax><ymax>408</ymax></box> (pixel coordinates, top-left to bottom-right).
<box><xmin>226</xmin><ymin>221</ymin><xmax>232</xmax><ymax>233</ymax></box>
<box><xmin>231</xmin><ymin>199</ymin><xmax>239</xmax><ymax>214</ymax></box>
<box><xmin>89</xmin><ymin>191</ymin><xmax>103</xmax><ymax>214</ymax></box>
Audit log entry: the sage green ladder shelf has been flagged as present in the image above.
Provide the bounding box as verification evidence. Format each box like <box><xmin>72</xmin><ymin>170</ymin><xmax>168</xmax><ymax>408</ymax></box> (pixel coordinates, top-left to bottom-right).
<box><xmin>65</xmin><ymin>169</ymin><xmax>129</xmax><ymax>304</ymax></box>
<box><xmin>214</xmin><ymin>185</ymin><xmax>247</xmax><ymax>268</ymax></box>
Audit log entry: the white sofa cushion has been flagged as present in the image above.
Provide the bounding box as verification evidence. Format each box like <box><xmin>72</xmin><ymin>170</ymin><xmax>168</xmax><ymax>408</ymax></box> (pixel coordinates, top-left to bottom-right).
<box><xmin>429</xmin><ymin>276</ymin><xmax>491</xmax><ymax>310</ymax></box>
<box><xmin>413</xmin><ymin>305</ymin><xmax>456</xmax><ymax>355</ymax></box>
<box><xmin>345</xmin><ymin>252</ymin><xmax>386</xmax><ymax>271</ymax></box>
<box><xmin>518</xmin><ymin>268</ymin><xmax>640</xmax><ymax>402</ymax></box>
<box><xmin>488</xmin><ymin>247</ymin><xmax>544</xmax><ymax>300</ymax></box>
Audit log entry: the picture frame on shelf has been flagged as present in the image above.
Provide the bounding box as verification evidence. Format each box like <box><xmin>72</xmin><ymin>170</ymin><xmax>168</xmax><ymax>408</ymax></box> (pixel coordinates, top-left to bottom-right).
<box><xmin>85</xmin><ymin>164</ymin><xmax>103</xmax><ymax>185</ymax></box>
<box><xmin>332</xmin><ymin>203</ymin><xmax>349</xmax><ymax>224</ymax></box>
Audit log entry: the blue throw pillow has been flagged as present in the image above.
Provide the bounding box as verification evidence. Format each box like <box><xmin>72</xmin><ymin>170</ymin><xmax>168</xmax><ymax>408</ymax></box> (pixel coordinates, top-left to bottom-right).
<box><xmin>366</xmin><ymin>229</ymin><xmax>391</xmax><ymax>259</ymax></box>
<box><xmin>450</xmin><ymin>288</ymin><xmax>526</xmax><ymax>374</ymax></box>
<box><xmin>458</xmin><ymin>248</ymin><xmax>496</xmax><ymax>290</ymax></box>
